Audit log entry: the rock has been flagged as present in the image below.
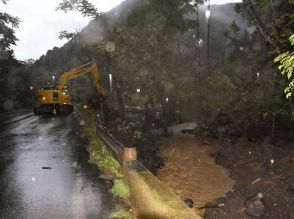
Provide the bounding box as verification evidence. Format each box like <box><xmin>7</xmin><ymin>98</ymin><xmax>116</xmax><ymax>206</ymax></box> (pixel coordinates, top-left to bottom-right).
<box><xmin>248</xmin><ymin>200</ymin><xmax>264</xmax><ymax>209</ymax></box>
<box><xmin>245</xmin><ymin>193</ymin><xmax>265</xmax><ymax>209</ymax></box>
<box><xmin>244</xmin><ymin>208</ymin><xmax>265</xmax><ymax>218</ymax></box>
<box><xmin>184</xmin><ymin>199</ymin><xmax>193</xmax><ymax>208</ymax></box>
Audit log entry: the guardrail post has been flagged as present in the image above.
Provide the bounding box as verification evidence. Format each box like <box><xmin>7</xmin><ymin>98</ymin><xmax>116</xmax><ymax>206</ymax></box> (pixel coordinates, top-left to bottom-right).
<box><xmin>120</xmin><ymin>147</ymin><xmax>137</xmax><ymax>162</ymax></box>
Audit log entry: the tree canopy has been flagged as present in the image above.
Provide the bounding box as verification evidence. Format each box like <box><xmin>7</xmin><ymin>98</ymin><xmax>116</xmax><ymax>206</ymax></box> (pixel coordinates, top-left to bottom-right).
<box><xmin>0</xmin><ymin>0</ymin><xmax>20</xmax><ymax>51</ymax></box>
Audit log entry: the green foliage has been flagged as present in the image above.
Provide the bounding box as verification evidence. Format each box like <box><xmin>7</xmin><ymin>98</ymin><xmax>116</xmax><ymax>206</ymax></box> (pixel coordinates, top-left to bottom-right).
<box><xmin>112</xmin><ymin>179</ymin><xmax>130</xmax><ymax>199</ymax></box>
<box><xmin>82</xmin><ymin>111</ymin><xmax>122</xmax><ymax>177</ymax></box>
<box><xmin>117</xmin><ymin>121</ymin><xmax>142</xmax><ymax>144</ymax></box>
<box><xmin>51</xmin><ymin>0</ymin><xmax>294</xmax><ymax>140</ymax></box>
<box><xmin>236</xmin><ymin>0</ymin><xmax>294</xmax><ymax>52</ymax></box>
<box><xmin>56</xmin><ymin>0</ymin><xmax>100</xmax><ymax>18</ymax></box>
<box><xmin>133</xmin><ymin>129</ymin><xmax>142</xmax><ymax>141</ymax></box>
<box><xmin>58</xmin><ymin>30</ymin><xmax>78</xmax><ymax>40</ymax></box>
<box><xmin>110</xmin><ymin>208</ymin><xmax>132</xmax><ymax>219</ymax></box>
<box><xmin>117</xmin><ymin>121</ymin><xmax>131</xmax><ymax>134</ymax></box>
<box><xmin>0</xmin><ymin>1</ymin><xmax>20</xmax><ymax>50</ymax></box>
<box><xmin>274</xmin><ymin>35</ymin><xmax>294</xmax><ymax>98</ymax></box>
<box><xmin>89</xmin><ymin>138</ymin><xmax>122</xmax><ymax>177</ymax></box>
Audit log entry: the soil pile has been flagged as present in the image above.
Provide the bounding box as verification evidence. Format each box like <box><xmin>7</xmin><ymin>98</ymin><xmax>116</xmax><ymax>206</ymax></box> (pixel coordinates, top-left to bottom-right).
<box><xmin>205</xmin><ymin>138</ymin><xmax>294</xmax><ymax>219</ymax></box>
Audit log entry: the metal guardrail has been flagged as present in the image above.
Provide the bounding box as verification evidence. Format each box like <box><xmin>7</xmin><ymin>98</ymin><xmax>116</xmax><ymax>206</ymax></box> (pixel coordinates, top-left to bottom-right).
<box><xmin>96</xmin><ymin>126</ymin><xmax>123</xmax><ymax>161</ymax></box>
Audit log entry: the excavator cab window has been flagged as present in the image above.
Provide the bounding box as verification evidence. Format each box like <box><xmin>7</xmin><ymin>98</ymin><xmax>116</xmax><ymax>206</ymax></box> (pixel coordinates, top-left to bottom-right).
<box><xmin>53</xmin><ymin>92</ymin><xmax>59</xmax><ymax>101</ymax></box>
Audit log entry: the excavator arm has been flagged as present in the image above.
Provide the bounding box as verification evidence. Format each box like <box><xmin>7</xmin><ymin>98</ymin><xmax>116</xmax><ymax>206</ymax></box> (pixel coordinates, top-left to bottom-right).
<box><xmin>57</xmin><ymin>61</ymin><xmax>106</xmax><ymax>96</ymax></box>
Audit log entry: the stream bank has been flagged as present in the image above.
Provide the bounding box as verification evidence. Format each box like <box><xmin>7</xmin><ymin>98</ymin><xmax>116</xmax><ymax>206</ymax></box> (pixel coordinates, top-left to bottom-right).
<box><xmin>158</xmin><ymin>137</ymin><xmax>234</xmax><ymax>216</ymax></box>
<box><xmin>157</xmin><ymin>135</ymin><xmax>294</xmax><ymax>218</ymax></box>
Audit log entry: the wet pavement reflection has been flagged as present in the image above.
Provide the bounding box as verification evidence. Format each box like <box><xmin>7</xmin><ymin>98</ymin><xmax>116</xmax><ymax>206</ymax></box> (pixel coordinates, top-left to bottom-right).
<box><xmin>0</xmin><ymin>114</ymin><xmax>113</xmax><ymax>219</ymax></box>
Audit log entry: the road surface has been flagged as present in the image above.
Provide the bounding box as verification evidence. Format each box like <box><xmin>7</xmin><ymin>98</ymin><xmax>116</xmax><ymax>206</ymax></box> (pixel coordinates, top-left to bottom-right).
<box><xmin>0</xmin><ymin>113</ymin><xmax>113</xmax><ymax>219</ymax></box>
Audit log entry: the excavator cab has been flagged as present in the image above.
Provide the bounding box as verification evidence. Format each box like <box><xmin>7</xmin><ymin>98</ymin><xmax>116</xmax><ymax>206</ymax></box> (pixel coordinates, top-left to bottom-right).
<box><xmin>34</xmin><ymin>87</ymin><xmax>74</xmax><ymax>115</ymax></box>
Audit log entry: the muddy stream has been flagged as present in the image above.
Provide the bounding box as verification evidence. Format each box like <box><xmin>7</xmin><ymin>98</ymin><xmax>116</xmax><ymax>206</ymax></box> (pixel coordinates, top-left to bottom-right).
<box><xmin>158</xmin><ymin>137</ymin><xmax>235</xmax><ymax>215</ymax></box>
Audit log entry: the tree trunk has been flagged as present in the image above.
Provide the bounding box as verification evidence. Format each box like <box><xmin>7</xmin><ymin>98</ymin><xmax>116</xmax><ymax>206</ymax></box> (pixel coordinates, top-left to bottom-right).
<box><xmin>113</xmin><ymin>75</ymin><xmax>125</xmax><ymax>119</ymax></box>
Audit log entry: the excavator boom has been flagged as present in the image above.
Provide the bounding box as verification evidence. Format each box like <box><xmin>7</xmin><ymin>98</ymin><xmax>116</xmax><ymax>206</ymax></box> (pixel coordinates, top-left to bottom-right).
<box><xmin>58</xmin><ymin>61</ymin><xmax>105</xmax><ymax>96</ymax></box>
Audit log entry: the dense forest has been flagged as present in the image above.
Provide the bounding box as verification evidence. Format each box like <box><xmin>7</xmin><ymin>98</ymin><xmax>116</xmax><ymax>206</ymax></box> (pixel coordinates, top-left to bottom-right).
<box><xmin>1</xmin><ymin>0</ymin><xmax>294</xmax><ymax>143</ymax></box>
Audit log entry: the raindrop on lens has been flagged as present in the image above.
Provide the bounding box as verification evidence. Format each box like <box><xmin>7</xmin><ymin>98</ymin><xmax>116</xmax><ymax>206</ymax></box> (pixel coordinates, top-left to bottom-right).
<box><xmin>106</xmin><ymin>41</ymin><xmax>115</xmax><ymax>52</ymax></box>
<box><xmin>3</xmin><ymin>100</ymin><xmax>13</xmax><ymax>111</ymax></box>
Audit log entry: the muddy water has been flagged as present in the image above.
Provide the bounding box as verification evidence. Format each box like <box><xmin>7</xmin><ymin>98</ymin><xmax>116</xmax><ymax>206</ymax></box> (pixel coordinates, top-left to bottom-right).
<box><xmin>158</xmin><ymin>137</ymin><xmax>234</xmax><ymax>214</ymax></box>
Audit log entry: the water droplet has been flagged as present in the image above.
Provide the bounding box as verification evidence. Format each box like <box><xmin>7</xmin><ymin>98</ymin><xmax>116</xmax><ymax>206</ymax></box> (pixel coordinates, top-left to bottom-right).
<box><xmin>32</xmin><ymin>177</ymin><xmax>36</xmax><ymax>182</ymax></box>
<box><xmin>106</xmin><ymin>41</ymin><xmax>115</xmax><ymax>52</ymax></box>
<box><xmin>72</xmin><ymin>161</ymin><xmax>78</xmax><ymax>168</ymax></box>
<box><xmin>196</xmin><ymin>39</ymin><xmax>203</xmax><ymax>48</ymax></box>
<box><xmin>205</xmin><ymin>10</ymin><xmax>211</xmax><ymax>20</ymax></box>
<box><xmin>257</xmin><ymin>193</ymin><xmax>263</xmax><ymax>199</ymax></box>
<box><xmin>29</xmin><ymin>86</ymin><xmax>34</xmax><ymax>90</ymax></box>
<box><xmin>80</xmin><ymin>120</ymin><xmax>86</xmax><ymax>126</ymax></box>
<box><xmin>143</xmin><ymin>53</ymin><xmax>151</xmax><ymax>61</ymax></box>
<box><xmin>2</xmin><ymin>100</ymin><xmax>13</xmax><ymax>111</ymax></box>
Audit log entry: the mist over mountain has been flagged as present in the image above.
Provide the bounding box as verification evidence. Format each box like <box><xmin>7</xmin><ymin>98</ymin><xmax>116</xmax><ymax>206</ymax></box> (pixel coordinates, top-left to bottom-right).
<box><xmin>2</xmin><ymin>0</ymin><xmax>251</xmax><ymax>111</ymax></box>
<box><xmin>34</xmin><ymin>1</ymin><xmax>249</xmax><ymax>76</ymax></box>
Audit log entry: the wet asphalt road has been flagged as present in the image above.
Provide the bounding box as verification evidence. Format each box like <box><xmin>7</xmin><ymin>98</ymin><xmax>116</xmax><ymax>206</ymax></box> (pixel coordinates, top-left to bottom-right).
<box><xmin>0</xmin><ymin>113</ymin><xmax>113</xmax><ymax>219</ymax></box>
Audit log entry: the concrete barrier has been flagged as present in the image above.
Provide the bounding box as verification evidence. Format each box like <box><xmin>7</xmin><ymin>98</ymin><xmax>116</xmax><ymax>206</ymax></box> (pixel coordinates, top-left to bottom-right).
<box><xmin>123</xmin><ymin>160</ymin><xmax>202</xmax><ymax>219</ymax></box>
<box><xmin>96</xmin><ymin>127</ymin><xmax>202</xmax><ymax>219</ymax></box>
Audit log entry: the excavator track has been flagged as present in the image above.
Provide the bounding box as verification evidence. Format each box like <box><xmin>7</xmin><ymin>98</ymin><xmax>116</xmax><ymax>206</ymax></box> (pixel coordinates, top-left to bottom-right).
<box><xmin>34</xmin><ymin>104</ymin><xmax>73</xmax><ymax>115</ymax></box>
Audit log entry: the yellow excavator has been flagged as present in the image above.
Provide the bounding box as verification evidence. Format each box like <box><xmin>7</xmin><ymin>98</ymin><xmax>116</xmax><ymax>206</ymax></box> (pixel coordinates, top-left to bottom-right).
<box><xmin>34</xmin><ymin>61</ymin><xmax>106</xmax><ymax>115</ymax></box>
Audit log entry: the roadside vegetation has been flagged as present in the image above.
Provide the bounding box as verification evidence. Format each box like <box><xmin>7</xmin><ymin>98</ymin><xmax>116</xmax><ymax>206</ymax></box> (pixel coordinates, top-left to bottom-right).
<box><xmin>80</xmin><ymin>110</ymin><xmax>133</xmax><ymax>218</ymax></box>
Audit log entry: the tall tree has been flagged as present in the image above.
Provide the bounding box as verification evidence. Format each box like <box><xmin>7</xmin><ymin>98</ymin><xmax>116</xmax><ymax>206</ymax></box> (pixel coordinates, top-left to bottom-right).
<box><xmin>236</xmin><ymin>0</ymin><xmax>294</xmax><ymax>54</ymax></box>
<box><xmin>0</xmin><ymin>0</ymin><xmax>20</xmax><ymax>51</ymax></box>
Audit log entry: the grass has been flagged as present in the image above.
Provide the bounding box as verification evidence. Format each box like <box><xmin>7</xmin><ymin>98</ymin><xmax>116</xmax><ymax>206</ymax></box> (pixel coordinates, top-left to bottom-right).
<box><xmin>80</xmin><ymin>110</ymin><xmax>132</xmax><ymax>218</ymax></box>
<box><xmin>89</xmin><ymin>138</ymin><xmax>122</xmax><ymax>177</ymax></box>
<box><xmin>110</xmin><ymin>208</ymin><xmax>132</xmax><ymax>219</ymax></box>
<box><xmin>112</xmin><ymin>179</ymin><xmax>130</xmax><ymax>198</ymax></box>
<box><xmin>81</xmin><ymin>111</ymin><xmax>122</xmax><ymax>177</ymax></box>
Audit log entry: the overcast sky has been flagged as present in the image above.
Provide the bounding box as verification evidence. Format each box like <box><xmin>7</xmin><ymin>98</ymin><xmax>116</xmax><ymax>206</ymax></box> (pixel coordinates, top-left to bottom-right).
<box><xmin>2</xmin><ymin>0</ymin><xmax>241</xmax><ymax>61</ymax></box>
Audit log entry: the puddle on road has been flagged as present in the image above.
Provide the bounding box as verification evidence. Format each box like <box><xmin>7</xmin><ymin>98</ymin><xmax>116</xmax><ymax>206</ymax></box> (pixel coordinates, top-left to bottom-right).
<box><xmin>158</xmin><ymin>137</ymin><xmax>235</xmax><ymax>214</ymax></box>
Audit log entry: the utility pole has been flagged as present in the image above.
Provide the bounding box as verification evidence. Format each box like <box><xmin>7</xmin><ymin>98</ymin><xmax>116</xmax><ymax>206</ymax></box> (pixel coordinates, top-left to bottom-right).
<box><xmin>196</xmin><ymin>5</ymin><xmax>201</xmax><ymax>65</ymax></box>
<box><xmin>206</xmin><ymin>0</ymin><xmax>211</xmax><ymax>66</ymax></box>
